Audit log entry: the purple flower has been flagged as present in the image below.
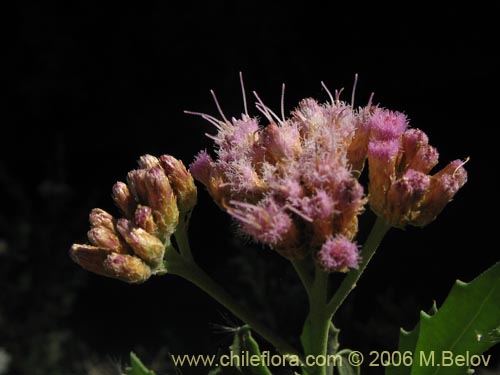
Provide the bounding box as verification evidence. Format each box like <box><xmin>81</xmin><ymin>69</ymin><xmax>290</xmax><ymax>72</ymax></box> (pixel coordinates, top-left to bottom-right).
<box><xmin>316</xmin><ymin>235</ymin><xmax>360</xmax><ymax>273</ymax></box>
<box><xmin>188</xmin><ymin>79</ymin><xmax>467</xmax><ymax>268</ymax></box>
<box><xmin>189</xmin><ymin>85</ymin><xmax>368</xmax><ymax>264</ymax></box>
<box><xmin>227</xmin><ymin>198</ymin><xmax>298</xmax><ymax>248</ymax></box>
<box><xmin>369</xmin><ymin>108</ymin><xmax>408</xmax><ymax>141</ymax></box>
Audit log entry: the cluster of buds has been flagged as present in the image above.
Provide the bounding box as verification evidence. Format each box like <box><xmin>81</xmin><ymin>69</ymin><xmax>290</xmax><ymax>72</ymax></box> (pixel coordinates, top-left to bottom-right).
<box><xmin>365</xmin><ymin>108</ymin><xmax>467</xmax><ymax>227</ymax></box>
<box><xmin>189</xmin><ymin>82</ymin><xmax>467</xmax><ymax>273</ymax></box>
<box><xmin>70</xmin><ymin>155</ymin><xmax>197</xmax><ymax>283</ymax></box>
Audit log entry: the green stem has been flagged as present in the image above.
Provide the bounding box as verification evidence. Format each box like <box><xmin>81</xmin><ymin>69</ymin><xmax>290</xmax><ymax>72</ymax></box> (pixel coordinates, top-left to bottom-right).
<box><xmin>301</xmin><ymin>266</ymin><xmax>331</xmax><ymax>375</ymax></box>
<box><xmin>291</xmin><ymin>258</ymin><xmax>314</xmax><ymax>297</ymax></box>
<box><xmin>173</xmin><ymin>211</ymin><xmax>193</xmax><ymax>261</ymax></box>
<box><xmin>326</xmin><ymin>217</ymin><xmax>390</xmax><ymax>317</ymax></box>
<box><xmin>166</xmin><ymin>249</ymin><xmax>302</xmax><ymax>360</ymax></box>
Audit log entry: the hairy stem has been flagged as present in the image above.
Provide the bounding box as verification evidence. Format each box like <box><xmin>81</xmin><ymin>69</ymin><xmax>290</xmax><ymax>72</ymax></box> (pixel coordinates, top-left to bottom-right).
<box><xmin>301</xmin><ymin>266</ymin><xmax>331</xmax><ymax>375</ymax></box>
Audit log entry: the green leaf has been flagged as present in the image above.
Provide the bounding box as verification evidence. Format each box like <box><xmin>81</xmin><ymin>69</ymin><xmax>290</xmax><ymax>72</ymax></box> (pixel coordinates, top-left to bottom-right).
<box><xmin>326</xmin><ymin>323</ymin><xmax>341</xmax><ymax>375</ymax></box>
<box><xmin>123</xmin><ymin>352</ymin><xmax>157</xmax><ymax>375</ymax></box>
<box><xmin>335</xmin><ymin>350</ymin><xmax>360</xmax><ymax>375</ymax></box>
<box><xmin>328</xmin><ymin>323</ymin><xmax>341</xmax><ymax>355</ymax></box>
<box><xmin>410</xmin><ymin>261</ymin><xmax>500</xmax><ymax>375</ymax></box>
<box><xmin>230</xmin><ymin>326</ymin><xmax>273</xmax><ymax>375</ymax></box>
<box><xmin>386</xmin><ymin>316</ymin><xmax>428</xmax><ymax>375</ymax></box>
<box><xmin>385</xmin><ymin>326</ymin><xmax>421</xmax><ymax>375</ymax></box>
<box><xmin>386</xmin><ymin>302</ymin><xmax>440</xmax><ymax>375</ymax></box>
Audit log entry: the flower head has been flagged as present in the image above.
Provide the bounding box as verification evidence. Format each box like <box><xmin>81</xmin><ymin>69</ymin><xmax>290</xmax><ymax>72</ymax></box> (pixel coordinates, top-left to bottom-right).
<box><xmin>316</xmin><ymin>235</ymin><xmax>360</xmax><ymax>273</ymax></box>
<box><xmin>369</xmin><ymin>108</ymin><xmax>408</xmax><ymax>141</ymax></box>
<box><xmin>188</xmin><ymin>78</ymin><xmax>467</xmax><ymax>272</ymax></box>
<box><xmin>227</xmin><ymin>198</ymin><xmax>299</xmax><ymax>249</ymax></box>
<box><xmin>189</xmin><ymin>82</ymin><xmax>368</xmax><ymax>269</ymax></box>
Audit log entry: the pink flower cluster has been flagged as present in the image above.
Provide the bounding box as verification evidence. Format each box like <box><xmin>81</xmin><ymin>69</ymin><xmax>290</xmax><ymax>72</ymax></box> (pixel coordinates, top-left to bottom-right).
<box><xmin>366</xmin><ymin>108</ymin><xmax>468</xmax><ymax>227</ymax></box>
<box><xmin>189</xmin><ymin>81</ymin><xmax>467</xmax><ymax>273</ymax></box>
<box><xmin>190</xmin><ymin>90</ymin><xmax>366</xmax><ymax>271</ymax></box>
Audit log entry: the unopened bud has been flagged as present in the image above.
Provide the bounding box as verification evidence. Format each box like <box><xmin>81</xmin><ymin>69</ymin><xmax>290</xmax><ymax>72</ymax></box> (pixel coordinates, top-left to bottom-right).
<box><xmin>89</xmin><ymin>208</ymin><xmax>115</xmax><ymax>230</ymax></box>
<box><xmin>116</xmin><ymin>219</ymin><xmax>165</xmax><ymax>266</ymax></box>
<box><xmin>112</xmin><ymin>182</ymin><xmax>136</xmax><ymax>218</ymax></box>
<box><xmin>159</xmin><ymin>155</ymin><xmax>197</xmax><ymax>213</ymax></box>
<box><xmin>145</xmin><ymin>166</ymin><xmax>179</xmax><ymax>237</ymax></box>
<box><xmin>127</xmin><ymin>169</ymin><xmax>148</xmax><ymax>203</ymax></box>
<box><xmin>347</xmin><ymin>109</ymin><xmax>372</xmax><ymax>175</ymax></box>
<box><xmin>137</xmin><ymin>154</ymin><xmax>160</xmax><ymax>170</ymax></box>
<box><xmin>402</xmin><ymin>129</ymin><xmax>428</xmax><ymax>164</ymax></box>
<box><xmin>401</xmin><ymin>129</ymin><xmax>439</xmax><ymax>174</ymax></box>
<box><xmin>332</xmin><ymin>178</ymin><xmax>365</xmax><ymax>239</ymax></box>
<box><xmin>408</xmin><ymin>145</ymin><xmax>439</xmax><ymax>174</ymax></box>
<box><xmin>69</xmin><ymin>244</ymin><xmax>114</xmax><ymax>278</ymax></box>
<box><xmin>134</xmin><ymin>205</ymin><xmax>157</xmax><ymax>234</ymax></box>
<box><xmin>87</xmin><ymin>226</ymin><xmax>129</xmax><ymax>254</ymax></box>
<box><xmin>385</xmin><ymin>169</ymin><xmax>430</xmax><ymax>227</ymax></box>
<box><xmin>367</xmin><ymin>139</ymin><xmax>401</xmax><ymax>215</ymax></box>
<box><xmin>103</xmin><ymin>253</ymin><xmax>152</xmax><ymax>284</ymax></box>
<box><xmin>412</xmin><ymin>159</ymin><xmax>468</xmax><ymax>226</ymax></box>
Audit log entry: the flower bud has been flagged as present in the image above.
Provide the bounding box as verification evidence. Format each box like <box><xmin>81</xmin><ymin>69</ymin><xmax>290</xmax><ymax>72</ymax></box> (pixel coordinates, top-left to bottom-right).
<box><xmin>332</xmin><ymin>178</ymin><xmax>366</xmax><ymax>239</ymax></box>
<box><xmin>347</xmin><ymin>109</ymin><xmax>372</xmax><ymax>175</ymax></box>
<box><xmin>87</xmin><ymin>226</ymin><xmax>129</xmax><ymax>254</ymax></box>
<box><xmin>103</xmin><ymin>253</ymin><xmax>152</xmax><ymax>284</ymax></box>
<box><xmin>134</xmin><ymin>205</ymin><xmax>157</xmax><ymax>234</ymax></box>
<box><xmin>385</xmin><ymin>169</ymin><xmax>431</xmax><ymax>227</ymax></box>
<box><xmin>145</xmin><ymin>167</ymin><xmax>179</xmax><ymax>237</ymax></box>
<box><xmin>89</xmin><ymin>208</ymin><xmax>115</xmax><ymax>230</ymax></box>
<box><xmin>408</xmin><ymin>145</ymin><xmax>439</xmax><ymax>174</ymax></box>
<box><xmin>401</xmin><ymin>129</ymin><xmax>439</xmax><ymax>174</ymax></box>
<box><xmin>402</xmin><ymin>129</ymin><xmax>428</xmax><ymax>164</ymax></box>
<box><xmin>367</xmin><ymin>139</ymin><xmax>401</xmax><ymax>215</ymax></box>
<box><xmin>127</xmin><ymin>169</ymin><xmax>148</xmax><ymax>203</ymax></box>
<box><xmin>70</xmin><ymin>244</ymin><xmax>114</xmax><ymax>278</ymax></box>
<box><xmin>116</xmin><ymin>219</ymin><xmax>165</xmax><ymax>266</ymax></box>
<box><xmin>159</xmin><ymin>155</ymin><xmax>197</xmax><ymax>213</ymax></box>
<box><xmin>112</xmin><ymin>182</ymin><xmax>136</xmax><ymax>218</ymax></box>
<box><xmin>412</xmin><ymin>159</ymin><xmax>468</xmax><ymax>226</ymax></box>
<box><xmin>137</xmin><ymin>154</ymin><xmax>160</xmax><ymax>170</ymax></box>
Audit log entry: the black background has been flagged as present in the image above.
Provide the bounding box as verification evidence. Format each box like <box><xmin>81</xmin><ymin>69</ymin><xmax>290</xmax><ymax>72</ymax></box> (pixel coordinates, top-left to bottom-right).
<box><xmin>2</xmin><ymin>1</ymin><xmax>499</xmax><ymax>374</ymax></box>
